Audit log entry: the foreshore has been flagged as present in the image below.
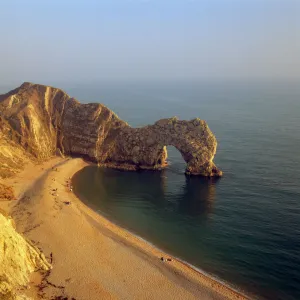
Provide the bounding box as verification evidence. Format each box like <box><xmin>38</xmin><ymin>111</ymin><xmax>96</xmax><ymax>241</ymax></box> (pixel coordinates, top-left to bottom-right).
<box><xmin>0</xmin><ymin>157</ymin><xmax>250</xmax><ymax>300</ymax></box>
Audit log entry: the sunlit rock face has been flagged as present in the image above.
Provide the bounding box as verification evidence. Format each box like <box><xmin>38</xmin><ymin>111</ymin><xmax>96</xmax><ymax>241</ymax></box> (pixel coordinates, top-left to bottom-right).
<box><xmin>0</xmin><ymin>212</ymin><xmax>51</xmax><ymax>299</ymax></box>
<box><xmin>0</xmin><ymin>82</ymin><xmax>128</xmax><ymax>176</ymax></box>
<box><xmin>59</xmin><ymin>98</ymin><xmax>128</xmax><ymax>161</ymax></box>
<box><xmin>0</xmin><ymin>83</ymin><xmax>222</xmax><ymax>177</ymax></box>
<box><xmin>106</xmin><ymin>117</ymin><xmax>222</xmax><ymax>177</ymax></box>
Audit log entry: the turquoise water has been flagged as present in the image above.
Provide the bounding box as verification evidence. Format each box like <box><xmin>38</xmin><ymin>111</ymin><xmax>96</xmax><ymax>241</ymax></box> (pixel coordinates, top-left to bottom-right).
<box><xmin>70</xmin><ymin>81</ymin><xmax>300</xmax><ymax>300</ymax></box>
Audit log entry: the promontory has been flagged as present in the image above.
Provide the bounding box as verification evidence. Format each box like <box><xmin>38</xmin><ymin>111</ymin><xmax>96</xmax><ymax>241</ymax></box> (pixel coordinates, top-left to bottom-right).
<box><xmin>0</xmin><ymin>82</ymin><xmax>222</xmax><ymax>178</ymax></box>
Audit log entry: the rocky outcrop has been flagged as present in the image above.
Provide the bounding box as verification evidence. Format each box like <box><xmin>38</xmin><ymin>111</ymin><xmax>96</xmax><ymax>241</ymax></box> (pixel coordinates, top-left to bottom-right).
<box><xmin>0</xmin><ymin>82</ymin><xmax>222</xmax><ymax>177</ymax></box>
<box><xmin>0</xmin><ymin>183</ymin><xmax>15</xmax><ymax>201</ymax></box>
<box><xmin>0</xmin><ymin>82</ymin><xmax>128</xmax><ymax>177</ymax></box>
<box><xmin>106</xmin><ymin>117</ymin><xmax>222</xmax><ymax>176</ymax></box>
<box><xmin>0</xmin><ymin>212</ymin><xmax>51</xmax><ymax>299</ymax></box>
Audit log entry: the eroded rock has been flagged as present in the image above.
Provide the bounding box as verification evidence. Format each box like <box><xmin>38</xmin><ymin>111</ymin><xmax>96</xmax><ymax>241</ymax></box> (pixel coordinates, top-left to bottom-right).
<box><xmin>0</xmin><ymin>82</ymin><xmax>222</xmax><ymax>177</ymax></box>
<box><xmin>0</xmin><ymin>183</ymin><xmax>15</xmax><ymax>201</ymax></box>
<box><xmin>106</xmin><ymin>117</ymin><xmax>222</xmax><ymax>176</ymax></box>
<box><xmin>0</xmin><ymin>212</ymin><xmax>51</xmax><ymax>299</ymax></box>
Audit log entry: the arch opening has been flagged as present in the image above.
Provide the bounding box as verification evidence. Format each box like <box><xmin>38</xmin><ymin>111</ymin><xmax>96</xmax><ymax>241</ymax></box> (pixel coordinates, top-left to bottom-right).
<box><xmin>165</xmin><ymin>145</ymin><xmax>186</xmax><ymax>173</ymax></box>
<box><xmin>165</xmin><ymin>146</ymin><xmax>185</xmax><ymax>164</ymax></box>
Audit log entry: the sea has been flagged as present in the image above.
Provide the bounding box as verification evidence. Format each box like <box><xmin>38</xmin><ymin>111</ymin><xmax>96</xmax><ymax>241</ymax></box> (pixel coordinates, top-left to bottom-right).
<box><xmin>3</xmin><ymin>80</ymin><xmax>300</xmax><ymax>299</ymax></box>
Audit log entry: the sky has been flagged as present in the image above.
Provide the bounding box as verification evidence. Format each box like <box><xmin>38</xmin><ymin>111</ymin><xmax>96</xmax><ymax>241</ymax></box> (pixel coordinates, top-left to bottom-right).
<box><xmin>0</xmin><ymin>0</ymin><xmax>299</xmax><ymax>84</ymax></box>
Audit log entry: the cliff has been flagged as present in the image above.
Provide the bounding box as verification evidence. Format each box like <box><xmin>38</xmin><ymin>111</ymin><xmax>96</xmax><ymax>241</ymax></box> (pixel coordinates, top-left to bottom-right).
<box><xmin>0</xmin><ymin>82</ymin><xmax>222</xmax><ymax>177</ymax></box>
<box><xmin>0</xmin><ymin>212</ymin><xmax>51</xmax><ymax>299</ymax></box>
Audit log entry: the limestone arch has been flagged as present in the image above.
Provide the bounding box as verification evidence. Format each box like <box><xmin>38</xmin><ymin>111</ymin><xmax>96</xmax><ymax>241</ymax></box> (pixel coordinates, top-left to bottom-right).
<box><xmin>108</xmin><ymin>117</ymin><xmax>222</xmax><ymax>177</ymax></box>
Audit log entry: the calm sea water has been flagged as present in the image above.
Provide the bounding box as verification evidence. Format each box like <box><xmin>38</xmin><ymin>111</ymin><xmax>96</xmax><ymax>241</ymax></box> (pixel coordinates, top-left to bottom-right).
<box><xmin>68</xmin><ymin>81</ymin><xmax>299</xmax><ymax>300</ymax></box>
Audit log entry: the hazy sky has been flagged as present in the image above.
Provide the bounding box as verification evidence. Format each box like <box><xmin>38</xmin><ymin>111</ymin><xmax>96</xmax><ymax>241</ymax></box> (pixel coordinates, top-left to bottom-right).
<box><xmin>1</xmin><ymin>0</ymin><xmax>299</xmax><ymax>84</ymax></box>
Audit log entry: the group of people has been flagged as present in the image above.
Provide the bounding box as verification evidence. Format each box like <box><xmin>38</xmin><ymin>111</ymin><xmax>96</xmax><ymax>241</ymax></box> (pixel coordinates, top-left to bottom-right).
<box><xmin>50</xmin><ymin>188</ymin><xmax>58</xmax><ymax>197</ymax></box>
<box><xmin>66</xmin><ymin>177</ymin><xmax>73</xmax><ymax>192</ymax></box>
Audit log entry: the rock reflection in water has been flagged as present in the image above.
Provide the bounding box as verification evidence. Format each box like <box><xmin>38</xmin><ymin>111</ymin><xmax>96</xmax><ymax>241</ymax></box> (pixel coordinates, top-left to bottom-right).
<box><xmin>73</xmin><ymin>166</ymin><xmax>217</xmax><ymax>219</ymax></box>
<box><xmin>178</xmin><ymin>176</ymin><xmax>218</xmax><ymax>217</ymax></box>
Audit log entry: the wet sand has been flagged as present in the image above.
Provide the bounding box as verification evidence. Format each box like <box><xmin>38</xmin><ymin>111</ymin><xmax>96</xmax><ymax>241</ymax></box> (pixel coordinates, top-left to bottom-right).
<box><xmin>0</xmin><ymin>157</ymin><xmax>249</xmax><ymax>300</ymax></box>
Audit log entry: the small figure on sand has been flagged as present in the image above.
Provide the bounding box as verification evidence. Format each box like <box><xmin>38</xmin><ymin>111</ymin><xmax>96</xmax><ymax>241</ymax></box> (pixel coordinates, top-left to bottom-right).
<box><xmin>66</xmin><ymin>179</ymin><xmax>73</xmax><ymax>192</ymax></box>
<box><xmin>160</xmin><ymin>257</ymin><xmax>172</xmax><ymax>262</ymax></box>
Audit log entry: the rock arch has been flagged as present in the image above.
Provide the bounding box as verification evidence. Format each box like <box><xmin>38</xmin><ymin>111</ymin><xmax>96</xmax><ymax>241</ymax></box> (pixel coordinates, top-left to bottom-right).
<box><xmin>0</xmin><ymin>83</ymin><xmax>222</xmax><ymax>178</ymax></box>
<box><xmin>105</xmin><ymin>117</ymin><xmax>222</xmax><ymax>177</ymax></box>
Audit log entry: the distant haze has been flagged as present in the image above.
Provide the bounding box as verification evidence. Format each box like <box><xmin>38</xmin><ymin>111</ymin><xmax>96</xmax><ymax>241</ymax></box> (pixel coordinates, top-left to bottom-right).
<box><xmin>1</xmin><ymin>0</ymin><xmax>299</xmax><ymax>85</ymax></box>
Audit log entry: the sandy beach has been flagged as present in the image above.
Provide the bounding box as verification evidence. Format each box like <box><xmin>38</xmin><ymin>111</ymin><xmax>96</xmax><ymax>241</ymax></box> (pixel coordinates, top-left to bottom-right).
<box><xmin>0</xmin><ymin>157</ymin><xmax>249</xmax><ymax>300</ymax></box>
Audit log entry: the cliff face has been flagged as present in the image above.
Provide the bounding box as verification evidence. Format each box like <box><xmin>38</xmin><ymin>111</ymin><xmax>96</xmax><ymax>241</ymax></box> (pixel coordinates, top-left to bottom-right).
<box><xmin>0</xmin><ymin>82</ymin><xmax>222</xmax><ymax>177</ymax></box>
<box><xmin>60</xmin><ymin>99</ymin><xmax>127</xmax><ymax>162</ymax></box>
<box><xmin>0</xmin><ymin>116</ymin><xmax>34</xmax><ymax>178</ymax></box>
<box><xmin>0</xmin><ymin>82</ymin><xmax>128</xmax><ymax>177</ymax></box>
<box><xmin>0</xmin><ymin>212</ymin><xmax>51</xmax><ymax>299</ymax></box>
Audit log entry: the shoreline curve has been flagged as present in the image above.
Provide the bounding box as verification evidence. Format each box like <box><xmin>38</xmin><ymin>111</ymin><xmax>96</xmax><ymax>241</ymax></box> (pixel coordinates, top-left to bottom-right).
<box><xmin>1</xmin><ymin>157</ymin><xmax>251</xmax><ymax>300</ymax></box>
<box><xmin>71</xmin><ymin>163</ymin><xmax>251</xmax><ymax>300</ymax></box>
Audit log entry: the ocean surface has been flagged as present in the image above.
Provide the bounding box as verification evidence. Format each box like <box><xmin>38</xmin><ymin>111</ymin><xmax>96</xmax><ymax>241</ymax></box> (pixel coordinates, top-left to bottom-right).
<box><xmin>7</xmin><ymin>80</ymin><xmax>299</xmax><ymax>299</ymax></box>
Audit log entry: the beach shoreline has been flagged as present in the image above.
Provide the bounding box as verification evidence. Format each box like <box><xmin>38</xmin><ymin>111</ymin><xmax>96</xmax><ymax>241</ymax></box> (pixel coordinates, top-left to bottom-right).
<box><xmin>0</xmin><ymin>157</ymin><xmax>250</xmax><ymax>300</ymax></box>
